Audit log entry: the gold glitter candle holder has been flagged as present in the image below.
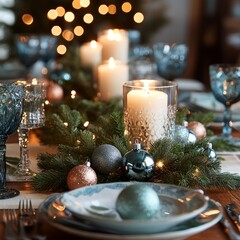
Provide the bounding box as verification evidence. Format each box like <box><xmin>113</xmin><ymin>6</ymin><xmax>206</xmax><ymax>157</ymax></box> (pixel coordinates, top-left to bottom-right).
<box><xmin>123</xmin><ymin>79</ymin><xmax>177</xmax><ymax>149</ymax></box>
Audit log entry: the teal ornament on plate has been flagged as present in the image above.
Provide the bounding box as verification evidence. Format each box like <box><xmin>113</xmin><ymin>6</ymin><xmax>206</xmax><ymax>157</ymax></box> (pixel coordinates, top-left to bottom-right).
<box><xmin>116</xmin><ymin>184</ymin><xmax>161</xmax><ymax>220</ymax></box>
<box><xmin>122</xmin><ymin>140</ymin><xmax>155</xmax><ymax>181</ymax></box>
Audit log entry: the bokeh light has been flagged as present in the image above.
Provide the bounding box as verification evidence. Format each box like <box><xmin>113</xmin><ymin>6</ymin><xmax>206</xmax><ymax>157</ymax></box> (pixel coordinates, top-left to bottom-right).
<box><xmin>108</xmin><ymin>4</ymin><xmax>116</xmax><ymax>15</ymax></box>
<box><xmin>22</xmin><ymin>14</ymin><xmax>33</xmax><ymax>25</ymax></box>
<box><xmin>98</xmin><ymin>4</ymin><xmax>108</xmax><ymax>15</ymax></box>
<box><xmin>122</xmin><ymin>2</ymin><xmax>132</xmax><ymax>13</ymax></box>
<box><xmin>47</xmin><ymin>9</ymin><xmax>58</xmax><ymax>20</ymax></box>
<box><xmin>56</xmin><ymin>6</ymin><xmax>65</xmax><ymax>17</ymax></box>
<box><xmin>83</xmin><ymin>13</ymin><xmax>93</xmax><ymax>24</ymax></box>
<box><xmin>62</xmin><ymin>29</ymin><xmax>74</xmax><ymax>41</ymax></box>
<box><xmin>64</xmin><ymin>11</ymin><xmax>75</xmax><ymax>22</ymax></box>
<box><xmin>80</xmin><ymin>0</ymin><xmax>90</xmax><ymax>8</ymax></box>
<box><xmin>51</xmin><ymin>26</ymin><xmax>62</xmax><ymax>36</ymax></box>
<box><xmin>134</xmin><ymin>12</ymin><xmax>144</xmax><ymax>23</ymax></box>
<box><xmin>57</xmin><ymin>44</ymin><xmax>67</xmax><ymax>55</ymax></box>
<box><xmin>74</xmin><ymin>26</ymin><xmax>84</xmax><ymax>36</ymax></box>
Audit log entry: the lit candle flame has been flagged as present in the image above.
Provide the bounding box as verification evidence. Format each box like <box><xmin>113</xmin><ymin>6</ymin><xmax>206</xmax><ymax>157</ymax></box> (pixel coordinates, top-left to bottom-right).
<box><xmin>32</xmin><ymin>78</ymin><xmax>38</xmax><ymax>85</ymax></box>
<box><xmin>108</xmin><ymin>57</ymin><xmax>115</xmax><ymax>68</ymax></box>
<box><xmin>143</xmin><ymin>81</ymin><xmax>149</xmax><ymax>93</ymax></box>
<box><xmin>90</xmin><ymin>40</ymin><xmax>97</xmax><ymax>48</ymax></box>
<box><xmin>107</xmin><ymin>29</ymin><xmax>122</xmax><ymax>41</ymax></box>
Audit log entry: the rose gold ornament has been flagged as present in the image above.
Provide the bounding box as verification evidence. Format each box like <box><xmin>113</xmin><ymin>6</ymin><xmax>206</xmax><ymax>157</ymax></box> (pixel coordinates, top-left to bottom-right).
<box><xmin>188</xmin><ymin>121</ymin><xmax>206</xmax><ymax>140</ymax></box>
<box><xmin>46</xmin><ymin>80</ymin><xmax>64</xmax><ymax>102</ymax></box>
<box><xmin>67</xmin><ymin>164</ymin><xmax>97</xmax><ymax>190</ymax></box>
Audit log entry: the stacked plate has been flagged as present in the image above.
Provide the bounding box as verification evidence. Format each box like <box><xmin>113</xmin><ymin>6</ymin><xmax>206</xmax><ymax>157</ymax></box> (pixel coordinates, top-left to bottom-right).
<box><xmin>38</xmin><ymin>182</ymin><xmax>223</xmax><ymax>240</ymax></box>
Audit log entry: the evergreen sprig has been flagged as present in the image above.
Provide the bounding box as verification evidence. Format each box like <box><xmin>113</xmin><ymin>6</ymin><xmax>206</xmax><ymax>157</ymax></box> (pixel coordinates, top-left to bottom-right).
<box><xmin>32</xmin><ymin>104</ymin><xmax>240</xmax><ymax>192</ymax></box>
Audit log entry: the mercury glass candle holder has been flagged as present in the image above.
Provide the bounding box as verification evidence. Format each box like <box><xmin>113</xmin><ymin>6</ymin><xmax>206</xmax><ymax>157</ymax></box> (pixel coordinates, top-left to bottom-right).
<box><xmin>123</xmin><ymin>80</ymin><xmax>177</xmax><ymax>150</ymax></box>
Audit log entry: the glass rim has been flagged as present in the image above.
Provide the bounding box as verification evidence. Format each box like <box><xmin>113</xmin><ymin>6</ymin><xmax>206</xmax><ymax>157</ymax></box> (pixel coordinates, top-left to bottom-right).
<box><xmin>209</xmin><ymin>63</ymin><xmax>240</xmax><ymax>69</ymax></box>
<box><xmin>123</xmin><ymin>79</ymin><xmax>178</xmax><ymax>89</ymax></box>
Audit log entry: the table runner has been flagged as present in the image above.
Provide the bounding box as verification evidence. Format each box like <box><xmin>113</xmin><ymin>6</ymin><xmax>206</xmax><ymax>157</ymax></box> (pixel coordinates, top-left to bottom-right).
<box><xmin>0</xmin><ymin>143</ymin><xmax>239</xmax><ymax>209</ymax></box>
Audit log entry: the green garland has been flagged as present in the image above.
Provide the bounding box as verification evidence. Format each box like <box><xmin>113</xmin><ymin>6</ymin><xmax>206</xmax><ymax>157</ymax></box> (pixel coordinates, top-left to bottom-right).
<box><xmin>32</xmin><ymin>104</ymin><xmax>240</xmax><ymax>192</ymax></box>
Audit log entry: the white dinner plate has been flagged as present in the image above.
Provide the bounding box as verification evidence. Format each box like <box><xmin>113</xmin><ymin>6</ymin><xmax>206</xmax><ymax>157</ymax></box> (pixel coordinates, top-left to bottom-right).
<box><xmin>60</xmin><ymin>182</ymin><xmax>208</xmax><ymax>234</ymax></box>
<box><xmin>38</xmin><ymin>192</ymin><xmax>223</xmax><ymax>240</ymax></box>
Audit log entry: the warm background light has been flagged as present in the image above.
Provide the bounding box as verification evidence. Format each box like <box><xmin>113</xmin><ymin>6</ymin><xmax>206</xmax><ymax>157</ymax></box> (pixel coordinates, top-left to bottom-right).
<box><xmin>122</xmin><ymin>2</ymin><xmax>132</xmax><ymax>13</ymax></box>
<box><xmin>64</xmin><ymin>11</ymin><xmax>75</xmax><ymax>22</ymax></box>
<box><xmin>62</xmin><ymin>29</ymin><xmax>74</xmax><ymax>41</ymax></box>
<box><xmin>99</xmin><ymin>5</ymin><xmax>108</xmax><ymax>15</ymax></box>
<box><xmin>134</xmin><ymin>12</ymin><xmax>144</xmax><ymax>23</ymax></box>
<box><xmin>108</xmin><ymin>5</ymin><xmax>116</xmax><ymax>15</ymax></box>
<box><xmin>72</xmin><ymin>0</ymin><xmax>81</xmax><ymax>10</ymax></box>
<box><xmin>83</xmin><ymin>13</ymin><xmax>93</xmax><ymax>24</ymax></box>
<box><xmin>51</xmin><ymin>26</ymin><xmax>62</xmax><ymax>36</ymax></box>
<box><xmin>57</xmin><ymin>44</ymin><xmax>67</xmax><ymax>55</ymax></box>
<box><xmin>22</xmin><ymin>14</ymin><xmax>33</xmax><ymax>25</ymax></box>
<box><xmin>47</xmin><ymin>9</ymin><xmax>58</xmax><ymax>20</ymax></box>
<box><xmin>56</xmin><ymin>6</ymin><xmax>65</xmax><ymax>17</ymax></box>
<box><xmin>80</xmin><ymin>0</ymin><xmax>90</xmax><ymax>8</ymax></box>
<box><xmin>74</xmin><ymin>26</ymin><xmax>84</xmax><ymax>36</ymax></box>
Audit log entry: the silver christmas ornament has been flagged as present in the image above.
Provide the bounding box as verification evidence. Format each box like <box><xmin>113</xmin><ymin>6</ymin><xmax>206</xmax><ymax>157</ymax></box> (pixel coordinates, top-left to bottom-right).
<box><xmin>122</xmin><ymin>141</ymin><xmax>155</xmax><ymax>180</ymax></box>
<box><xmin>206</xmin><ymin>142</ymin><xmax>217</xmax><ymax>161</ymax></box>
<box><xmin>174</xmin><ymin>125</ymin><xmax>189</xmax><ymax>144</ymax></box>
<box><xmin>91</xmin><ymin>144</ymin><xmax>122</xmax><ymax>175</ymax></box>
<box><xmin>187</xmin><ymin>130</ymin><xmax>197</xmax><ymax>144</ymax></box>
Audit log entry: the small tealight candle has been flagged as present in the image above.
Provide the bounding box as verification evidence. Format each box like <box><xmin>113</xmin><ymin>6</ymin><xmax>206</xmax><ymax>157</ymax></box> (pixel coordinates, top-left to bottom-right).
<box><xmin>98</xmin><ymin>29</ymin><xmax>129</xmax><ymax>63</ymax></box>
<box><xmin>98</xmin><ymin>57</ymin><xmax>129</xmax><ymax>102</ymax></box>
<box><xmin>79</xmin><ymin>40</ymin><xmax>102</xmax><ymax>67</ymax></box>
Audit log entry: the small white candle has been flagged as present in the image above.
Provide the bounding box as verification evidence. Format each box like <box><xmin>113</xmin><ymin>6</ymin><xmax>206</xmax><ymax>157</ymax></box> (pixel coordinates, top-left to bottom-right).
<box><xmin>98</xmin><ymin>29</ymin><xmax>129</xmax><ymax>63</ymax></box>
<box><xmin>98</xmin><ymin>57</ymin><xmax>129</xmax><ymax>102</ymax></box>
<box><xmin>79</xmin><ymin>40</ymin><xmax>102</xmax><ymax>67</ymax></box>
<box><xmin>126</xmin><ymin>82</ymin><xmax>168</xmax><ymax>142</ymax></box>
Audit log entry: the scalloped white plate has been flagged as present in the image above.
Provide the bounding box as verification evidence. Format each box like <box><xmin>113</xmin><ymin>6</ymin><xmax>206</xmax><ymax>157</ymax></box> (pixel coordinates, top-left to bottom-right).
<box><xmin>38</xmin><ymin>192</ymin><xmax>222</xmax><ymax>240</ymax></box>
<box><xmin>60</xmin><ymin>182</ymin><xmax>208</xmax><ymax>234</ymax></box>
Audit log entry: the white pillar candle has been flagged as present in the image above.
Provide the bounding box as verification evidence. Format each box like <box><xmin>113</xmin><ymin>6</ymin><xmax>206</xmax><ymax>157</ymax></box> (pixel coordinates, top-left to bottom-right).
<box><xmin>126</xmin><ymin>82</ymin><xmax>168</xmax><ymax>143</ymax></box>
<box><xmin>79</xmin><ymin>40</ymin><xmax>102</xmax><ymax>67</ymax></box>
<box><xmin>98</xmin><ymin>57</ymin><xmax>129</xmax><ymax>102</ymax></box>
<box><xmin>98</xmin><ymin>29</ymin><xmax>129</xmax><ymax>63</ymax></box>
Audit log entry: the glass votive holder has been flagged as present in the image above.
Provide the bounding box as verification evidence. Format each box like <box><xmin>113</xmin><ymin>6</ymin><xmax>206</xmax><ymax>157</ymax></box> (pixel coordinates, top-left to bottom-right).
<box><xmin>20</xmin><ymin>78</ymin><xmax>46</xmax><ymax>128</ymax></box>
<box><xmin>123</xmin><ymin>79</ymin><xmax>178</xmax><ymax>149</ymax></box>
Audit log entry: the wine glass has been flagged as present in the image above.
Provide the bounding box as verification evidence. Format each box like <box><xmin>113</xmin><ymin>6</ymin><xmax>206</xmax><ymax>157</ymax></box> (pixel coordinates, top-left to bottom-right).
<box><xmin>209</xmin><ymin>64</ymin><xmax>240</xmax><ymax>144</ymax></box>
<box><xmin>153</xmin><ymin>42</ymin><xmax>188</xmax><ymax>80</ymax></box>
<box><xmin>15</xmin><ymin>34</ymin><xmax>41</xmax><ymax>78</ymax></box>
<box><xmin>0</xmin><ymin>83</ymin><xmax>25</xmax><ymax>199</ymax></box>
<box><xmin>16</xmin><ymin>34</ymin><xmax>57</xmax><ymax>78</ymax></box>
<box><xmin>14</xmin><ymin>79</ymin><xmax>46</xmax><ymax>181</ymax></box>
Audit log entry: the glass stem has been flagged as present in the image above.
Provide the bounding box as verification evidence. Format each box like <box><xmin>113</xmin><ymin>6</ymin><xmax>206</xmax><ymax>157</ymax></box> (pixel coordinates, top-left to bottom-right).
<box><xmin>0</xmin><ymin>135</ymin><xmax>7</xmax><ymax>191</ymax></box>
<box><xmin>18</xmin><ymin>128</ymin><xmax>31</xmax><ymax>173</ymax></box>
<box><xmin>223</xmin><ymin>106</ymin><xmax>232</xmax><ymax>138</ymax></box>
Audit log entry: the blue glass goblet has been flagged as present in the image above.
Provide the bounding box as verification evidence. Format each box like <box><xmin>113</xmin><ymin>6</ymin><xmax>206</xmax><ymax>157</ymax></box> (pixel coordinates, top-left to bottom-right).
<box><xmin>15</xmin><ymin>34</ymin><xmax>41</xmax><ymax>73</ymax></box>
<box><xmin>153</xmin><ymin>42</ymin><xmax>188</xmax><ymax>81</ymax></box>
<box><xmin>210</xmin><ymin>64</ymin><xmax>240</xmax><ymax>144</ymax></box>
<box><xmin>0</xmin><ymin>83</ymin><xmax>24</xmax><ymax>199</ymax></box>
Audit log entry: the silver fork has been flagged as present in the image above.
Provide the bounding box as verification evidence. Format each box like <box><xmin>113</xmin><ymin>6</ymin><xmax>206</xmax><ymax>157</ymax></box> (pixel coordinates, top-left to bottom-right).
<box><xmin>3</xmin><ymin>208</ymin><xmax>30</xmax><ymax>240</ymax></box>
<box><xmin>19</xmin><ymin>199</ymin><xmax>46</xmax><ymax>240</ymax></box>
